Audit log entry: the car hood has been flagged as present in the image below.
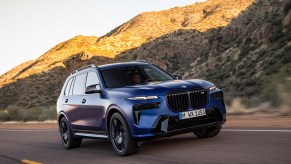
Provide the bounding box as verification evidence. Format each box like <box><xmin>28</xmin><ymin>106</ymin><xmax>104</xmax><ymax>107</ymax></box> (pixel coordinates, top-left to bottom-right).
<box><xmin>107</xmin><ymin>79</ymin><xmax>214</xmax><ymax>96</ymax></box>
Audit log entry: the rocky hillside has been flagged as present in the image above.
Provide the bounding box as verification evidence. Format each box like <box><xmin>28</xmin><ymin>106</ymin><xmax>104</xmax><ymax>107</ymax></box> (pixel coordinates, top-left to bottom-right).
<box><xmin>0</xmin><ymin>36</ymin><xmax>100</xmax><ymax>87</ymax></box>
<box><xmin>0</xmin><ymin>0</ymin><xmax>290</xmax><ymax>118</ymax></box>
<box><xmin>95</xmin><ymin>0</ymin><xmax>254</xmax><ymax>56</ymax></box>
<box><xmin>118</xmin><ymin>0</ymin><xmax>291</xmax><ymax>110</ymax></box>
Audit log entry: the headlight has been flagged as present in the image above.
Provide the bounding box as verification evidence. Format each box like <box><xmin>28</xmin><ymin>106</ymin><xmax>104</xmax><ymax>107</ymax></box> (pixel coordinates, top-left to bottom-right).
<box><xmin>208</xmin><ymin>85</ymin><xmax>217</xmax><ymax>91</ymax></box>
<box><xmin>126</xmin><ymin>96</ymin><xmax>159</xmax><ymax>100</ymax></box>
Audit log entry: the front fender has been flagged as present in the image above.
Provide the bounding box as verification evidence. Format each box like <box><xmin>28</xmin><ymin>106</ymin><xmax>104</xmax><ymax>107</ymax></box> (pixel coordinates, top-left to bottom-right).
<box><xmin>105</xmin><ymin>104</ymin><xmax>134</xmax><ymax>136</ymax></box>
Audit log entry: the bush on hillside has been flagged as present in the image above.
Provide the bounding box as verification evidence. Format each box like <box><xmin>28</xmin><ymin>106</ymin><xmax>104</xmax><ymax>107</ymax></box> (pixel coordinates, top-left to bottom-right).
<box><xmin>284</xmin><ymin>0</ymin><xmax>291</xmax><ymax>15</ymax></box>
<box><xmin>0</xmin><ymin>105</ymin><xmax>57</xmax><ymax>122</ymax></box>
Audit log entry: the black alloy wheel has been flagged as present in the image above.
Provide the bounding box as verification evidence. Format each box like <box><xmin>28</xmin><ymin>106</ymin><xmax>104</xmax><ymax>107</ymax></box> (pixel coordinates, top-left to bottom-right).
<box><xmin>59</xmin><ymin>117</ymin><xmax>82</xmax><ymax>149</ymax></box>
<box><xmin>110</xmin><ymin>113</ymin><xmax>138</xmax><ymax>156</ymax></box>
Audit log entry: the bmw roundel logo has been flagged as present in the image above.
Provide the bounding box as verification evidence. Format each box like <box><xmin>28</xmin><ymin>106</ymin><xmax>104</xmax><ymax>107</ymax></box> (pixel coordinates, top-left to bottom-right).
<box><xmin>181</xmin><ymin>85</ymin><xmax>187</xmax><ymax>88</ymax></box>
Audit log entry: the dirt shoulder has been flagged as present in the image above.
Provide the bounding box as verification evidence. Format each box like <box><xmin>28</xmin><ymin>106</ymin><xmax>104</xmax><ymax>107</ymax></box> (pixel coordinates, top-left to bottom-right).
<box><xmin>0</xmin><ymin>116</ymin><xmax>291</xmax><ymax>129</ymax></box>
<box><xmin>0</xmin><ymin>121</ymin><xmax>57</xmax><ymax>130</ymax></box>
<box><xmin>224</xmin><ymin>116</ymin><xmax>291</xmax><ymax>128</ymax></box>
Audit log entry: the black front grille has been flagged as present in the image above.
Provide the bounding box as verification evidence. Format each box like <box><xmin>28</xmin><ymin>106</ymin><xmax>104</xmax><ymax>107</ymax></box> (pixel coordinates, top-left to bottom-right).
<box><xmin>166</xmin><ymin>89</ymin><xmax>208</xmax><ymax>112</ymax></box>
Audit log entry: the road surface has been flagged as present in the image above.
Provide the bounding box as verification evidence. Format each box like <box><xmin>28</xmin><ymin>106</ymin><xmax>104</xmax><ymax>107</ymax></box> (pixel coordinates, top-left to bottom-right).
<box><xmin>0</xmin><ymin>125</ymin><xmax>291</xmax><ymax>164</ymax></box>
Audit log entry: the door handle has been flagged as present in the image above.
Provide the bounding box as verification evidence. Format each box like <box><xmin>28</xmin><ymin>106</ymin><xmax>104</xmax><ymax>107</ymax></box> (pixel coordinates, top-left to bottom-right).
<box><xmin>65</xmin><ymin>99</ymin><xmax>68</xmax><ymax>103</ymax></box>
<box><xmin>82</xmin><ymin>99</ymin><xmax>86</xmax><ymax>104</ymax></box>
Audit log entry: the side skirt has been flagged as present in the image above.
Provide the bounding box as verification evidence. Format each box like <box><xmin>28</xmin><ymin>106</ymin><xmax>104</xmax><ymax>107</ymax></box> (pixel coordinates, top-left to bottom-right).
<box><xmin>73</xmin><ymin>130</ymin><xmax>109</xmax><ymax>139</ymax></box>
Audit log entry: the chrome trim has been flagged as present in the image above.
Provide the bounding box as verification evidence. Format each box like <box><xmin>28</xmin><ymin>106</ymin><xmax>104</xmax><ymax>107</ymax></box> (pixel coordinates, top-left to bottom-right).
<box><xmin>73</xmin><ymin>129</ymin><xmax>105</xmax><ymax>134</ymax></box>
<box><xmin>74</xmin><ymin>133</ymin><xmax>109</xmax><ymax>139</ymax></box>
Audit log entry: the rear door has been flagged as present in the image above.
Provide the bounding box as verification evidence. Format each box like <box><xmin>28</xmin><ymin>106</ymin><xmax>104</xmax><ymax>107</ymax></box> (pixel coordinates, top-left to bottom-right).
<box><xmin>63</xmin><ymin>73</ymin><xmax>87</xmax><ymax>130</ymax></box>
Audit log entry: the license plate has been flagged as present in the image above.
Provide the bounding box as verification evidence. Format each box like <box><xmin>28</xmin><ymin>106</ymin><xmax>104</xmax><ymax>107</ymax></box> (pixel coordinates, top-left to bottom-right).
<box><xmin>179</xmin><ymin>109</ymin><xmax>206</xmax><ymax>120</ymax></box>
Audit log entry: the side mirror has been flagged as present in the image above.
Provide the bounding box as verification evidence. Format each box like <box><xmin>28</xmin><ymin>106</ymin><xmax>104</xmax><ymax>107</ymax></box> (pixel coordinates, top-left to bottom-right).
<box><xmin>172</xmin><ymin>74</ymin><xmax>182</xmax><ymax>80</ymax></box>
<box><xmin>85</xmin><ymin>84</ymin><xmax>102</xmax><ymax>94</ymax></box>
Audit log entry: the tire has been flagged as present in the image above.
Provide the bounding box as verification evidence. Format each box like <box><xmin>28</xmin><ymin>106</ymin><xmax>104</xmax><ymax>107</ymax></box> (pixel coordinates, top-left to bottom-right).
<box><xmin>193</xmin><ymin>125</ymin><xmax>222</xmax><ymax>138</ymax></box>
<box><xmin>109</xmin><ymin>113</ymin><xmax>139</xmax><ymax>156</ymax></box>
<box><xmin>59</xmin><ymin>117</ymin><xmax>82</xmax><ymax>149</ymax></box>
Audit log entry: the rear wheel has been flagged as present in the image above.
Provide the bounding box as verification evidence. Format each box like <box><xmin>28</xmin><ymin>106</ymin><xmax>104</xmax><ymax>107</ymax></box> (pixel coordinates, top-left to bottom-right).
<box><xmin>59</xmin><ymin>117</ymin><xmax>82</xmax><ymax>149</ymax></box>
<box><xmin>193</xmin><ymin>125</ymin><xmax>222</xmax><ymax>138</ymax></box>
<box><xmin>110</xmin><ymin>113</ymin><xmax>139</xmax><ymax>156</ymax></box>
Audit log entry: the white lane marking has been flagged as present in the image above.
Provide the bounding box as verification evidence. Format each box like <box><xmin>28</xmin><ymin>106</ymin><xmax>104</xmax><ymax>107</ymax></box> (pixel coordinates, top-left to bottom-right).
<box><xmin>0</xmin><ymin>129</ymin><xmax>57</xmax><ymax>132</ymax></box>
<box><xmin>222</xmin><ymin>129</ymin><xmax>291</xmax><ymax>133</ymax></box>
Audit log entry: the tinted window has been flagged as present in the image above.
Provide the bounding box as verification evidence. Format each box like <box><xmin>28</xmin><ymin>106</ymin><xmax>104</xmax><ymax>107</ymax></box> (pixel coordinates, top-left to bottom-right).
<box><xmin>69</xmin><ymin>78</ymin><xmax>75</xmax><ymax>95</ymax></box>
<box><xmin>101</xmin><ymin>68</ymin><xmax>130</xmax><ymax>88</ymax></box>
<box><xmin>72</xmin><ymin>73</ymin><xmax>86</xmax><ymax>95</ymax></box>
<box><xmin>64</xmin><ymin>78</ymin><xmax>73</xmax><ymax>95</ymax></box>
<box><xmin>144</xmin><ymin>67</ymin><xmax>171</xmax><ymax>82</ymax></box>
<box><xmin>86</xmin><ymin>72</ymin><xmax>100</xmax><ymax>87</ymax></box>
<box><xmin>101</xmin><ymin>65</ymin><xmax>173</xmax><ymax>88</ymax></box>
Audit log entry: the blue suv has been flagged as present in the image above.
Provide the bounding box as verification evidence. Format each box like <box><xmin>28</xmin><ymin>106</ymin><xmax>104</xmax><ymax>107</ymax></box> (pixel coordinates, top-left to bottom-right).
<box><xmin>57</xmin><ymin>61</ymin><xmax>226</xmax><ymax>156</ymax></box>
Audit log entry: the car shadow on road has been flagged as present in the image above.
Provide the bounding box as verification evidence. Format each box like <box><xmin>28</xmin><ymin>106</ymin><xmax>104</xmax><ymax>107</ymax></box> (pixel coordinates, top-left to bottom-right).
<box><xmin>75</xmin><ymin>133</ymin><xmax>225</xmax><ymax>156</ymax></box>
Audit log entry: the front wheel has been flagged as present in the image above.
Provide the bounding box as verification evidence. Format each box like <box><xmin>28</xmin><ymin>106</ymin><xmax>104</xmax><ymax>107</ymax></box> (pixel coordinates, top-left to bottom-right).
<box><xmin>110</xmin><ymin>113</ymin><xmax>139</xmax><ymax>156</ymax></box>
<box><xmin>59</xmin><ymin>117</ymin><xmax>82</xmax><ymax>149</ymax></box>
<box><xmin>193</xmin><ymin>125</ymin><xmax>222</xmax><ymax>138</ymax></box>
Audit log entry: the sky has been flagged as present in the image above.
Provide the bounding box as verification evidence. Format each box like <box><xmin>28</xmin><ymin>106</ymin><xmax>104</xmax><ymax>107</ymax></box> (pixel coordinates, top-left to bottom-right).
<box><xmin>0</xmin><ymin>0</ymin><xmax>205</xmax><ymax>76</ymax></box>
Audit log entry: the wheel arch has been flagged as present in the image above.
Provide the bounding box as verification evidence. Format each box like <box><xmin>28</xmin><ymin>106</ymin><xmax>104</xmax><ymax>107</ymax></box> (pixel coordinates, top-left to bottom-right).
<box><xmin>58</xmin><ymin>112</ymin><xmax>69</xmax><ymax>127</ymax></box>
<box><xmin>105</xmin><ymin>105</ymin><xmax>133</xmax><ymax>136</ymax></box>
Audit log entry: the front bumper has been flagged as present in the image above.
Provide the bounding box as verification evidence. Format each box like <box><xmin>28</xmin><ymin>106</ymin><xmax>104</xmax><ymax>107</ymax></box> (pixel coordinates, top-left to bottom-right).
<box><xmin>133</xmin><ymin>108</ymin><xmax>225</xmax><ymax>140</ymax></box>
<box><xmin>124</xmin><ymin>90</ymin><xmax>226</xmax><ymax>140</ymax></box>
<box><xmin>152</xmin><ymin>108</ymin><xmax>225</xmax><ymax>137</ymax></box>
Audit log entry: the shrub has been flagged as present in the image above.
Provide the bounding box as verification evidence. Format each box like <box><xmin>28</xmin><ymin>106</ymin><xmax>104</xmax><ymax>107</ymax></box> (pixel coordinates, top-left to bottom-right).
<box><xmin>0</xmin><ymin>106</ymin><xmax>21</xmax><ymax>121</ymax></box>
<box><xmin>284</xmin><ymin>0</ymin><xmax>291</xmax><ymax>15</ymax></box>
<box><xmin>37</xmin><ymin>106</ymin><xmax>57</xmax><ymax>121</ymax></box>
<box><xmin>261</xmin><ymin>65</ymin><xmax>291</xmax><ymax>107</ymax></box>
<box><xmin>0</xmin><ymin>105</ymin><xmax>57</xmax><ymax>122</ymax></box>
<box><xmin>278</xmin><ymin>46</ymin><xmax>291</xmax><ymax>64</ymax></box>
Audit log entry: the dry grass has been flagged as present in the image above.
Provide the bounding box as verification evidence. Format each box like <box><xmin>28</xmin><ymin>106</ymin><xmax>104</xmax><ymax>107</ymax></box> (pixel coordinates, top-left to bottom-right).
<box><xmin>0</xmin><ymin>105</ymin><xmax>57</xmax><ymax>122</ymax></box>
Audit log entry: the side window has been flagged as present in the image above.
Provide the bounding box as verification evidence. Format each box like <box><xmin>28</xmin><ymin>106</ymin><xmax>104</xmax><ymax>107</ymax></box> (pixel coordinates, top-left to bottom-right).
<box><xmin>69</xmin><ymin>78</ymin><xmax>75</xmax><ymax>95</ymax></box>
<box><xmin>64</xmin><ymin>78</ymin><xmax>73</xmax><ymax>95</ymax></box>
<box><xmin>86</xmin><ymin>72</ymin><xmax>100</xmax><ymax>87</ymax></box>
<box><xmin>72</xmin><ymin>73</ymin><xmax>86</xmax><ymax>95</ymax></box>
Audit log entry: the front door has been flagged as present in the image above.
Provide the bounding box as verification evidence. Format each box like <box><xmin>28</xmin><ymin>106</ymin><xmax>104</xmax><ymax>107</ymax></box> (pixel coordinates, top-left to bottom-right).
<box><xmin>80</xmin><ymin>71</ymin><xmax>105</xmax><ymax>133</ymax></box>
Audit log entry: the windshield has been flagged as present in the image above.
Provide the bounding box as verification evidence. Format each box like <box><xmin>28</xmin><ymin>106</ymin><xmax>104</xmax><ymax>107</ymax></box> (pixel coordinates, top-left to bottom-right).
<box><xmin>100</xmin><ymin>65</ymin><xmax>174</xmax><ymax>88</ymax></box>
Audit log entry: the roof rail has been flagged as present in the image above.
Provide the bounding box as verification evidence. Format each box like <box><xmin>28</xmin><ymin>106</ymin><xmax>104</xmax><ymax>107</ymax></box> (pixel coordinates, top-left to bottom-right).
<box><xmin>133</xmin><ymin>60</ymin><xmax>152</xmax><ymax>64</ymax></box>
<box><xmin>71</xmin><ymin>64</ymin><xmax>96</xmax><ymax>74</ymax></box>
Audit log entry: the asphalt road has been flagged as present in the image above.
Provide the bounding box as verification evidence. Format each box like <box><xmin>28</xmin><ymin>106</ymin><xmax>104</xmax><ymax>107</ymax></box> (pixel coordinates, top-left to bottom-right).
<box><xmin>0</xmin><ymin>127</ymin><xmax>291</xmax><ymax>164</ymax></box>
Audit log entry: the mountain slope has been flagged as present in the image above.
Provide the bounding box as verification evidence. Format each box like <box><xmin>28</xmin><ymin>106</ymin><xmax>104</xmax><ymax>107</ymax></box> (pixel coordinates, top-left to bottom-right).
<box><xmin>95</xmin><ymin>0</ymin><xmax>255</xmax><ymax>56</ymax></box>
<box><xmin>117</xmin><ymin>0</ymin><xmax>291</xmax><ymax>109</ymax></box>
<box><xmin>0</xmin><ymin>36</ymin><xmax>99</xmax><ymax>87</ymax></box>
